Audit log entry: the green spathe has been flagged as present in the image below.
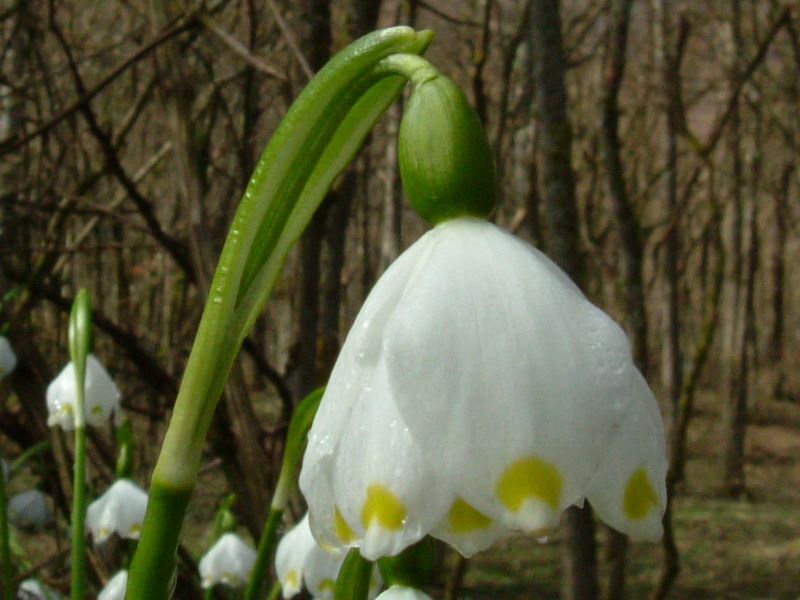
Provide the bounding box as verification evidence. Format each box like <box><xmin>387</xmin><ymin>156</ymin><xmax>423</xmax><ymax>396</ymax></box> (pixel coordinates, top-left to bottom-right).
<box><xmin>398</xmin><ymin>75</ymin><xmax>496</xmax><ymax>224</ymax></box>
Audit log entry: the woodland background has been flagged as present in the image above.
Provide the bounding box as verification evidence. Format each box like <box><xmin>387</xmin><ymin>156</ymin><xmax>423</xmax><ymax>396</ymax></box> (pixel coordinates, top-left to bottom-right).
<box><xmin>0</xmin><ymin>0</ymin><xmax>799</xmax><ymax>598</ymax></box>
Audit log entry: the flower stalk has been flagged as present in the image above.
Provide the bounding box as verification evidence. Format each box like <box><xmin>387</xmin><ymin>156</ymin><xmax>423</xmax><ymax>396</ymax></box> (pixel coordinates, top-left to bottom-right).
<box><xmin>68</xmin><ymin>289</ymin><xmax>92</xmax><ymax>600</ymax></box>
<box><xmin>125</xmin><ymin>27</ymin><xmax>432</xmax><ymax>600</ymax></box>
<box><xmin>334</xmin><ymin>549</ymin><xmax>374</xmax><ymax>600</ymax></box>
<box><xmin>245</xmin><ymin>387</ymin><xmax>322</xmax><ymax>600</ymax></box>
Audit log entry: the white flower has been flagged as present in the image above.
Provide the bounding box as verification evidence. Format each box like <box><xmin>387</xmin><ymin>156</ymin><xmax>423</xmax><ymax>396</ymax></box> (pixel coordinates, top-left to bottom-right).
<box><xmin>0</xmin><ymin>336</ymin><xmax>16</xmax><ymax>377</ymax></box>
<box><xmin>198</xmin><ymin>533</ymin><xmax>257</xmax><ymax>589</ymax></box>
<box><xmin>375</xmin><ymin>586</ymin><xmax>432</xmax><ymax>600</ymax></box>
<box><xmin>97</xmin><ymin>570</ymin><xmax>128</xmax><ymax>600</ymax></box>
<box><xmin>276</xmin><ymin>514</ymin><xmax>381</xmax><ymax>600</ymax></box>
<box><xmin>17</xmin><ymin>579</ymin><xmax>62</xmax><ymax>600</ymax></box>
<box><xmin>86</xmin><ymin>479</ymin><xmax>148</xmax><ymax>543</ymax></box>
<box><xmin>299</xmin><ymin>218</ymin><xmax>667</xmax><ymax>560</ymax></box>
<box><xmin>7</xmin><ymin>489</ymin><xmax>53</xmax><ymax>529</ymax></box>
<box><xmin>46</xmin><ymin>354</ymin><xmax>121</xmax><ymax>430</ymax></box>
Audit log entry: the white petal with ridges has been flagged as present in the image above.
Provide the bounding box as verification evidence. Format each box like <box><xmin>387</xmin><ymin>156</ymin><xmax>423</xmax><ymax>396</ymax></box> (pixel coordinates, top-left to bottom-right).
<box><xmin>585</xmin><ymin>372</ymin><xmax>667</xmax><ymax>540</ymax></box>
<box><xmin>383</xmin><ymin>220</ymin><xmax>635</xmax><ymax>530</ymax></box>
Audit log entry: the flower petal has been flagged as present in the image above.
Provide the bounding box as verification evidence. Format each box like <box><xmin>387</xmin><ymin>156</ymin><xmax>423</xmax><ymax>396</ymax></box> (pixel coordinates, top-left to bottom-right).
<box><xmin>46</xmin><ymin>355</ymin><xmax>121</xmax><ymax>430</ymax></box>
<box><xmin>86</xmin><ymin>479</ymin><xmax>148</xmax><ymax>544</ymax></box>
<box><xmin>374</xmin><ymin>586</ymin><xmax>433</xmax><ymax>600</ymax></box>
<box><xmin>199</xmin><ymin>533</ymin><xmax>256</xmax><ymax>589</ymax></box>
<box><xmin>584</xmin><ymin>372</ymin><xmax>667</xmax><ymax>540</ymax></box>
<box><xmin>98</xmin><ymin>571</ymin><xmax>128</xmax><ymax>600</ymax></box>
<box><xmin>383</xmin><ymin>219</ymin><xmax>638</xmax><ymax>531</ymax></box>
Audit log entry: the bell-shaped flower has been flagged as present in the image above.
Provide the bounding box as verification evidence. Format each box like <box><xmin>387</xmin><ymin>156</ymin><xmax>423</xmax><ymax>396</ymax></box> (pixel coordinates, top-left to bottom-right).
<box><xmin>276</xmin><ymin>513</ymin><xmax>381</xmax><ymax>600</ymax></box>
<box><xmin>8</xmin><ymin>489</ymin><xmax>53</xmax><ymax>530</ymax></box>
<box><xmin>46</xmin><ymin>354</ymin><xmax>121</xmax><ymax>430</ymax></box>
<box><xmin>375</xmin><ymin>587</ymin><xmax>432</xmax><ymax>600</ymax></box>
<box><xmin>86</xmin><ymin>479</ymin><xmax>148</xmax><ymax>544</ymax></box>
<box><xmin>0</xmin><ymin>336</ymin><xmax>16</xmax><ymax>377</ymax></box>
<box><xmin>299</xmin><ymin>218</ymin><xmax>667</xmax><ymax>560</ymax></box>
<box><xmin>198</xmin><ymin>533</ymin><xmax>257</xmax><ymax>589</ymax></box>
<box><xmin>18</xmin><ymin>579</ymin><xmax>63</xmax><ymax>600</ymax></box>
<box><xmin>97</xmin><ymin>570</ymin><xmax>128</xmax><ymax>600</ymax></box>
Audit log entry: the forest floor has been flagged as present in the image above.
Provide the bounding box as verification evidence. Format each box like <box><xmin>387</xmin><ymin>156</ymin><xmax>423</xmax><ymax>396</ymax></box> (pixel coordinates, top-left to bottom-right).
<box><xmin>453</xmin><ymin>389</ymin><xmax>800</xmax><ymax>600</ymax></box>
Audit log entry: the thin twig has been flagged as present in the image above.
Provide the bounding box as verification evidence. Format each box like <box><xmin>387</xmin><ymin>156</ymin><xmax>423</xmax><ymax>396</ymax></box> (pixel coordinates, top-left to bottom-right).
<box><xmin>265</xmin><ymin>0</ymin><xmax>314</xmax><ymax>80</ymax></box>
<box><xmin>200</xmin><ymin>15</ymin><xmax>288</xmax><ymax>80</ymax></box>
<box><xmin>0</xmin><ymin>7</ymin><xmax>202</xmax><ymax>156</ymax></box>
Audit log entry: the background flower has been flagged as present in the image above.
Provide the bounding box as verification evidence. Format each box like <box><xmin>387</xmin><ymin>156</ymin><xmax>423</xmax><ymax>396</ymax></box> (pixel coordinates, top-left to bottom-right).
<box><xmin>0</xmin><ymin>336</ymin><xmax>16</xmax><ymax>377</ymax></box>
<box><xmin>86</xmin><ymin>479</ymin><xmax>148</xmax><ymax>544</ymax></box>
<box><xmin>97</xmin><ymin>570</ymin><xmax>128</xmax><ymax>600</ymax></box>
<box><xmin>276</xmin><ymin>513</ymin><xmax>381</xmax><ymax>600</ymax></box>
<box><xmin>46</xmin><ymin>354</ymin><xmax>121</xmax><ymax>430</ymax></box>
<box><xmin>198</xmin><ymin>533</ymin><xmax>257</xmax><ymax>589</ymax></box>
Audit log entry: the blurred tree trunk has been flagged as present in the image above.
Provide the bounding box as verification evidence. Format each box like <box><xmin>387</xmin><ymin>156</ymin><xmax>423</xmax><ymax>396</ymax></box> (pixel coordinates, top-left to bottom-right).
<box><xmin>530</xmin><ymin>2</ymin><xmax>596</xmax><ymax>599</ymax></box>
<box><xmin>721</xmin><ymin>0</ymin><xmax>747</xmax><ymax>497</ymax></box>
<box><xmin>652</xmin><ymin>0</ymin><xmax>683</xmax><ymax>434</ymax></box>
<box><xmin>597</xmin><ymin>0</ymin><xmax>641</xmax><ymax>597</ymax></box>
<box><xmin>290</xmin><ymin>0</ymin><xmax>332</xmax><ymax>400</ymax></box>
<box><xmin>768</xmin><ymin>163</ymin><xmax>792</xmax><ymax>391</ymax></box>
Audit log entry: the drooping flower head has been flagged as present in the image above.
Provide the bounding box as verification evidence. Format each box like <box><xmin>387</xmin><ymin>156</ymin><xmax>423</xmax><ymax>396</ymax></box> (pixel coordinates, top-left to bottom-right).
<box><xmin>86</xmin><ymin>478</ymin><xmax>148</xmax><ymax>544</ymax></box>
<box><xmin>299</xmin><ymin>218</ymin><xmax>667</xmax><ymax>560</ymax></box>
<box><xmin>276</xmin><ymin>513</ymin><xmax>381</xmax><ymax>600</ymax></box>
<box><xmin>198</xmin><ymin>533</ymin><xmax>257</xmax><ymax>589</ymax></box>
<box><xmin>0</xmin><ymin>336</ymin><xmax>16</xmax><ymax>378</ymax></box>
<box><xmin>46</xmin><ymin>354</ymin><xmax>121</xmax><ymax>430</ymax></box>
<box><xmin>97</xmin><ymin>570</ymin><xmax>128</xmax><ymax>600</ymax></box>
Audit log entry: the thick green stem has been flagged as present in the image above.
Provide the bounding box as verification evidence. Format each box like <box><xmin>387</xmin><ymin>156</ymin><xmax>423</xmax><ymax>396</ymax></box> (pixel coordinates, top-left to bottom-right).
<box><xmin>0</xmin><ymin>458</ymin><xmax>12</xmax><ymax>600</ymax></box>
<box><xmin>126</xmin><ymin>27</ymin><xmax>432</xmax><ymax>600</ymax></box>
<box><xmin>334</xmin><ymin>549</ymin><xmax>373</xmax><ymax>600</ymax></box>
<box><xmin>124</xmin><ymin>483</ymin><xmax>192</xmax><ymax>600</ymax></box>
<box><xmin>244</xmin><ymin>508</ymin><xmax>283</xmax><ymax>600</ymax></box>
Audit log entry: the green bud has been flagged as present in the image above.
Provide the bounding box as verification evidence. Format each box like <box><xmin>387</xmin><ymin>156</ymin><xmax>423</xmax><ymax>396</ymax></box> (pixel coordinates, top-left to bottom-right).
<box><xmin>398</xmin><ymin>75</ymin><xmax>496</xmax><ymax>224</ymax></box>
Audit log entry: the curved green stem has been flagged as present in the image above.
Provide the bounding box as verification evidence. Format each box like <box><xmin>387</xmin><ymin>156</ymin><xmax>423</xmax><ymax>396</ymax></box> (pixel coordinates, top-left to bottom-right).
<box><xmin>125</xmin><ymin>27</ymin><xmax>432</xmax><ymax>600</ymax></box>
